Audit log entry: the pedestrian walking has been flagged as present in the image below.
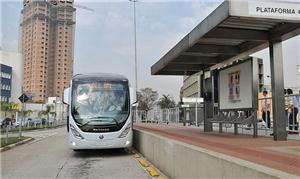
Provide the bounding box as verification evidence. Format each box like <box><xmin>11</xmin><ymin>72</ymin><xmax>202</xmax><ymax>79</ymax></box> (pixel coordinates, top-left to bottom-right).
<box><xmin>287</xmin><ymin>89</ymin><xmax>299</xmax><ymax>133</ymax></box>
<box><xmin>261</xmin><ymin>90</ymin><xmax>271</xmax><ymax>128</ymax></box>
<box><xmin>284</xmin><ymin>89</ymin><xmax>290</xmax><ymax>126</ymax></box>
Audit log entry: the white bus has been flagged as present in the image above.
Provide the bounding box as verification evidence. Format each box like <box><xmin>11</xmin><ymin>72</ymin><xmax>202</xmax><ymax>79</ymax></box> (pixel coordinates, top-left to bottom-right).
<box><xmin>63</xmin><ymin>73</ymin><xmax>136</xmax><ymax>151</ymax></box>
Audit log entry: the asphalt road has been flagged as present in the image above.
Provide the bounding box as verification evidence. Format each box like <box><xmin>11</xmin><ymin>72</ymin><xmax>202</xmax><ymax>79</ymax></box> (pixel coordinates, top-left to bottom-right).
<box><xmin>1</xmin><ymin>127</ymin><xmax>151</xmax><ymax>179</ymax></box>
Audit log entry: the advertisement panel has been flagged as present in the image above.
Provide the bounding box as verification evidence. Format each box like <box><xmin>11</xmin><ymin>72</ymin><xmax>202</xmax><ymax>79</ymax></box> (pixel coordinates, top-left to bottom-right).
<box><xmin>219</xmin><ymin>60</ymin><xmax>253</xmax><ymax>110</ymax></box>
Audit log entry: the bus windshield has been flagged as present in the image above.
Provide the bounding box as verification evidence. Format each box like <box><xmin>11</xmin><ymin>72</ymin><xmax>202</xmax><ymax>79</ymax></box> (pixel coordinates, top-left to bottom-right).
<box><xmin>71</xmin><ymin>81</ymin><xmax>129</xmax><ymax>126</ymax></box>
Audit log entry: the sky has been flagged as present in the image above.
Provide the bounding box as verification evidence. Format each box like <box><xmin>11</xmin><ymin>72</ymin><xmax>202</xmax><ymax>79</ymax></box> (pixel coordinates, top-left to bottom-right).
<box><xmin>1</xmin><ymin>0</ymin><xmax>300</xmax><ymax>102</ymax></box>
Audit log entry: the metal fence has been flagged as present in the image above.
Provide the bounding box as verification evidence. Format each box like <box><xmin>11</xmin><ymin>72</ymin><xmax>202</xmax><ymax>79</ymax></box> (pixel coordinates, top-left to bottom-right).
<box><xmin>144</xmin><ymin>108</ymin><xmax>181</xmax><ymax>124</ymax></box>
<box><xmin>133</xmin><ymin>106</ymin><xmax>204</xmax><ymax>126</ymax></box>
<box><xmin>133</xmin><ymin>94</ymin><xmax>300</xmax><ymax>135</ymax></box>
<box><xmin>0</xmin><ymin>119</ymin><xmax>67</xmax><ymax>145</ymax></box>
<box><xmin>258</xmin><ymin>94</ymin><xmax>299</xmax><ymax>134</ymax></box>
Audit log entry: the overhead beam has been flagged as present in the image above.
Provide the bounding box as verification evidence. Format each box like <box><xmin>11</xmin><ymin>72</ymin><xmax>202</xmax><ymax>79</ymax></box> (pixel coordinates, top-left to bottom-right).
<box><xmin>239</xmin><ymin>41</ymin><xmax>266</xmax><ymax>53</ymax></box>
<box><xmin>187</xmin><ymin>44</ymin><xmax>239</xmax><ymax>55</ymax></box>
<box><xmin>204</xmin><ymin>27</ymin><xmax>269</xmax><ymax>41</ymax></box>
<box><xmin>164</xmin><ymin>64</ymin><xmax>206</xmax><ymax>71</ymax></box>
<box><xmin>171</xmin><ymin>61</ymin><xmax>217</xmax><ymax>65</ymax></box>
<box><xmin>159</xmin><ymin>71</ymin><xmax>196</xmax><ymax>76</ymax></box>
<box><xmin>151</xmin><ymin>35</ymin><xmax>190</xmax><ymax>75</ymax></box>
<box><xmin>216</xmin><ymin>54</ymin><xmax>236</xmax><ymax>62</ymax></box>
<box><xmin>269</xmin><ymin>23</ymin><xmax>300</xmax><ymax>42</ymax></box>
<box><xmin>181</xmin><ymin>52</ymin><xmax>217</xmax><ymax>57</ymax></box>
<box><xmin>173</xmin><ymin>56</ymin><xmax>220</xmax><ymax>64</ymax></box>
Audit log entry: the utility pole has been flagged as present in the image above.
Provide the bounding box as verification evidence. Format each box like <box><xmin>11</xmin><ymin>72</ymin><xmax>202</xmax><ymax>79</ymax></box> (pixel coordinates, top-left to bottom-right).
<box><xmin>129</xmin><ymin>0</ymin><xmax>139</xmax><ymax>122</ymax></box>
<box><xmin>297</xmin><ymin>65</ymin><xmax>300</xmax><ymax>89</ymax></box>
<box><xmin>129</xmin><ymin>0</ymin><xmax>138</xmax><ymax>91</ymax></box>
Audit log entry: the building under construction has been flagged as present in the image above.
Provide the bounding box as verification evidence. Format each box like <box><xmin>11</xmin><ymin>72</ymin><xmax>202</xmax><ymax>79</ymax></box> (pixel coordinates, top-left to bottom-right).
<box><xmin>20</xmin><ymin>0</ymin><xmax>76</xmax><ymax>103</ymax></box>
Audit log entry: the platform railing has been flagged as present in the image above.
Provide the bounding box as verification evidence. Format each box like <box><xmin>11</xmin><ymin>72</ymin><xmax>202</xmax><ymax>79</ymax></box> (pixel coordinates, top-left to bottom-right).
<box><xmin>257</xmin><ymin>94</ymin><xmax>299</xmax><ymax>134</ymax></box>
<box><xmin>133</xmin><ymin>94</ymin><xmax>299</xmax><ymax>136</ymax></box>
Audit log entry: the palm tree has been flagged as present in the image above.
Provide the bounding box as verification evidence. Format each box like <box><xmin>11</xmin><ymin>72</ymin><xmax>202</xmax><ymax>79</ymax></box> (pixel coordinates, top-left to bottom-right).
<box><xmin>0</xmin><ymin>102</ymin><xmax>19</xmax><ymax>117</ymax></box>
<box><xmin>157</xmin><ymin>95</ymin><xmax>176</xmax><ymax>109</ymax></box>
<box><xmin>22</xmin><ymin>109</ymin><xmax>33</xmax><ymax>118</ymax></box>
<box><xmin>38</xmin><ymin>104</ymin><xmax>54</xmax><ymax>122</ymax></box>
<box><xmin>1</xmin><ymin>101</ymin><xmax>11</xmax><ymax>117</ymax></box>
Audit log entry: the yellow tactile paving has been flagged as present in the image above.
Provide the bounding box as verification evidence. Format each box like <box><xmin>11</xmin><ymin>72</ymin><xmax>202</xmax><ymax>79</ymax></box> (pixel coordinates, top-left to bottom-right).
<box><xmin>138</xmin><ymin>159</ymin><xmax>150</xmax><ymax>167</ymax></box>
<box><xmin>133</xmin><ymin>154</ymin><xmax>140</xmax><ymax>158</ymax></box>
<box><xmin>146</xmin><ymin>166</ymin><xmax>160</xmax><ymax>177</ymax></box>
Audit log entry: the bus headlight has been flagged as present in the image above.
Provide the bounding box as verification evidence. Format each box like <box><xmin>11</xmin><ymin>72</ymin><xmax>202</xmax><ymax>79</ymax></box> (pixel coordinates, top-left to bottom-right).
<box><xmin>70</xmin><ymin>124</ymin><xmax>84</xmax><ymax>139</ymax></box>
<box><xmin>119</xmin><ymin>123</ymin><xmax>131</xmax><ymax>138</ymax></box>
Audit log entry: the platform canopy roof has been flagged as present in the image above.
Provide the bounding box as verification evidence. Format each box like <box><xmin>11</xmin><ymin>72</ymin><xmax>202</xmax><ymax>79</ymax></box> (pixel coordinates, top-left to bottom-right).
<box><xmin>151</xmin><ymin>0</ymin><xmax>300</xmax><ymax>75</ymax></box>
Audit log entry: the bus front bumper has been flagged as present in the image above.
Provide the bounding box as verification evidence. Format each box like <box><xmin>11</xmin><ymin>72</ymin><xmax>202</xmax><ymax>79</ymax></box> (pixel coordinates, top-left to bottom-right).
<box><xmin>68</xmin><ymin>132</ymin><xmax>133</xmax><ymax>150</ymax></box>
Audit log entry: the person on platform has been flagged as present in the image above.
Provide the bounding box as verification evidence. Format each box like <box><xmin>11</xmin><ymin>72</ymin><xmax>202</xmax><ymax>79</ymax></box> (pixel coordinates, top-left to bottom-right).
<box><xmin>287</xmin><ymin>88</ymin><xmax>299</xmax><ymax>133</ymax></box>
<box><xmin>261</xmin><ymin>90</ymin><xmax>271</xmax><ymax>129</ymax></box>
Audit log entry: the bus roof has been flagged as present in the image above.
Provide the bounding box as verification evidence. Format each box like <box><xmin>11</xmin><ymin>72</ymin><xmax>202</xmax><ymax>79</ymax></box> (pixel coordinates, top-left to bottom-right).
<box><xmin>72</xmin><ymin>73</ymin><xmax>128</xmax><ymax>82</ymax></box>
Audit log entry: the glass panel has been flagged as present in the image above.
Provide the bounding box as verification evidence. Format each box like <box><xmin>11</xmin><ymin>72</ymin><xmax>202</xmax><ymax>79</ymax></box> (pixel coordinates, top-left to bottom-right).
<box><xmin>71</xmin><ymin>81</ymin><xmax>129</xmax><ymax>126</ymax></box>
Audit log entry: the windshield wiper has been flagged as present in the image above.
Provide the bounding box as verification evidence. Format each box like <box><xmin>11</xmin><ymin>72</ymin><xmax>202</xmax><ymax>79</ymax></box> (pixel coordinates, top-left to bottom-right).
<box><xmin>81</xmin><ymin>116</ymin><xmax>119</xmax><ymax>127</ymax></box>
<box><xmin>72</xmin><ymin>106</ymin><xmax>79</xmax><ymax>115</ymax></box>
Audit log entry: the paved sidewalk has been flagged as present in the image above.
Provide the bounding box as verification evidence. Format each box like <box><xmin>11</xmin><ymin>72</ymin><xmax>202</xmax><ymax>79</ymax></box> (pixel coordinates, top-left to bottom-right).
<box><xmin>134</xmin><ymin>123</ymin><xmax>300</xmax><ymax>176</ymax></box>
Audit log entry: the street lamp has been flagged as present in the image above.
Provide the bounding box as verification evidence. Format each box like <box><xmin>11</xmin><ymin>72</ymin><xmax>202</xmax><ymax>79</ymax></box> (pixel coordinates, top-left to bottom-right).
<box><xmin>129</xmin><ymin>0</ymin><xmax>139</xmax><ymax>122</ymax></box>
<box><xmin>297</xmin><ymin>65</ymin><xmax>300</xmax><ymax>91</ymax></box>
<box><xmin>129</xmin><ymin>0</ymin><xmax>138</xmax><ymax>92</ymax></box>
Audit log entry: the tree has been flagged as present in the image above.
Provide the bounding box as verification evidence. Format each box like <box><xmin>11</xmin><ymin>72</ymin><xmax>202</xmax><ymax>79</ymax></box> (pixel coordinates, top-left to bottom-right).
<box><xmin>21</xmin><ymin>109</ymin><xmax>33</xmax><ymax>118</ymax></box>
<box><xmin>38</xmin><ymin>104</ymin><xmax>54</xmax><ymax>122</ymax></box>
<box><xmin>0</xmin><ymin>102</ymin><xmax>19</xmax><ymax>117</ymax></box>
<box><xmin>137</xmin><ymin>88</ymin><xmax>159</xmax><ymax>111</ymax></box>
<box><xmin>157</xmin><ymin>94</ymin><xmax>176</xmax><ymax>109</ymax></box>
<box><xmin>1</xmin><ymin>101</ymin><xmax>11</xmax><ymax>117</ymax></box>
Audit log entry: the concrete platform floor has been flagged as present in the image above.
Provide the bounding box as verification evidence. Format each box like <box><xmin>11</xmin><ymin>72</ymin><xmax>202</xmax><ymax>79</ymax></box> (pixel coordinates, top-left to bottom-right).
<box><xmin>134</xmin><ymin>123</ymin><xmax>300</xmax><ymax>176</ymax></box>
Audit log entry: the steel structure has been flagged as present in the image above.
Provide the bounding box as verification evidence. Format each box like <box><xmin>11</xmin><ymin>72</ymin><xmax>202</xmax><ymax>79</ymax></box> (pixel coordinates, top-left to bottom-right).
<box><xmin>151</xmin><ymin>0</ymin><xmax>300</xmax><ymax>140</ymax></box>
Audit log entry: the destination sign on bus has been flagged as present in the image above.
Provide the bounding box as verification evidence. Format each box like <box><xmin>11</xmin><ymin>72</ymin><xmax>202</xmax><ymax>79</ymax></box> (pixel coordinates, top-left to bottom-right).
<box><xmin>89</xmin><ymin>82</ymin><xmax>112</xmax><ymax>89</ymax></box>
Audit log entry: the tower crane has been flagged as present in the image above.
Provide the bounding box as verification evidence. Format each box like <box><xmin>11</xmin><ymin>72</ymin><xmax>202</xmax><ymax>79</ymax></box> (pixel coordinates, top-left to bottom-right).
<box><xmin>74</xmin><ymin>4</ymin><xmax>94</xmax><ymax>12</ymax></box>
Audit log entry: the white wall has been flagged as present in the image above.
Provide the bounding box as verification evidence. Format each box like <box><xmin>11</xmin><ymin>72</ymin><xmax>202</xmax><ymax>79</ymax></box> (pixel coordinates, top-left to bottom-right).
<box><xmin>25</xmin><ymin>102</ymin><xmax>67</xmax><ymax>120</ymax></box>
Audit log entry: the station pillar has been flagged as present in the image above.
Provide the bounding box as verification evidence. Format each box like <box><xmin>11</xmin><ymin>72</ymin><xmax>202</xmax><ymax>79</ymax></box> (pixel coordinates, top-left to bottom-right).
<box><xmin>203</xmin><ymin>71</ymin><xmax>213</xmax><ymax>132</ymax></box>
<box><xmin>269</xmin><ymin>41</ymin><xmax>287</xmax><ymax>141</ymax></box>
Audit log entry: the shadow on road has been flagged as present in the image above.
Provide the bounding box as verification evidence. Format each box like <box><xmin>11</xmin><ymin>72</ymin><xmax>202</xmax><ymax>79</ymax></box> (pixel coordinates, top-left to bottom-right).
<box><xmin>71</xmin><ymin>148</ymin><xmax>130</xmax><ymax>158</ymax></box>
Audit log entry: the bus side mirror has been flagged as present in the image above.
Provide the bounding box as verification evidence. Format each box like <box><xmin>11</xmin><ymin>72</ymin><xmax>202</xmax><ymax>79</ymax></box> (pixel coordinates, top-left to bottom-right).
<box><xmin>130</xmin><ymin>87</ymin><xmax>137</xmax><ymax>105</ymax></box>
<box><xmin>63</xmin><ymin>87</ymin><xmax>70</xmax><ymax>105</ymax></box>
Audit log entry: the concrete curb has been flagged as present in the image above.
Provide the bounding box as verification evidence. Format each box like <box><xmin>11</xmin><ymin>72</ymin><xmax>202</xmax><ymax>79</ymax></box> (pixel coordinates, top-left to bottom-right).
<box><xmin>0</xmin><ymin>137</ymin><xmax>34</xmax><ymax>152</ymax></box>
<box><xmin>134</xmin><ymin>128</ymin><xmax>300</xmax><ymax>179</ymax></box>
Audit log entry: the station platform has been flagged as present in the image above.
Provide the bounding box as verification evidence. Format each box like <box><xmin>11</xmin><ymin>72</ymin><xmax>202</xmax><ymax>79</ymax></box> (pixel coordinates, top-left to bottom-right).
<box><xmin>134</xmin><ymin>123</ymin><xmax>300</xmax><ymax>176</ymax></box>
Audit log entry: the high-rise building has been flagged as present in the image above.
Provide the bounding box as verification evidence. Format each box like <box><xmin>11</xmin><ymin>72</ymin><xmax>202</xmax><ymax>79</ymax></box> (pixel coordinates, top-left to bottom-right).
<box><xmin>20</xmin><ymin>0</ymin><xmax>75</xmax><ymax>103</ymax></box>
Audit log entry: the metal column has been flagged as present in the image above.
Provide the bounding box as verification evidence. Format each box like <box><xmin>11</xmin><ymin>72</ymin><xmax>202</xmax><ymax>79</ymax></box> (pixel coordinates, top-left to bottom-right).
<box><xmin>269</xmin><ymin>42</ymin><xmax>287</xmax><ymax>141</ymax></box>
<box><xmin>252</xmin><ymin>59</ymin><xmax>259</xmax><ymax>138</ymax></box>
<box><xmin>203</xmin><ymin>72</ymin><xmax>213</xmax><ymax>132</ymax></box>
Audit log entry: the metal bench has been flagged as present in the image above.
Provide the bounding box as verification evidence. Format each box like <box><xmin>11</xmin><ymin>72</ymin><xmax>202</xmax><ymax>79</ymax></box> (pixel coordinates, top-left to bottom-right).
<box><xmin>209</xmin><ymin>111</ymin><xmax>255</xmax><ymax>135</ymax></box>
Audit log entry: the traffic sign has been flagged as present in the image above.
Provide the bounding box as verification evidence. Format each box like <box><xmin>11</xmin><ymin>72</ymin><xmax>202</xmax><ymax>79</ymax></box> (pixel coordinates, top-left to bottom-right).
<box><xmin>182</xmin><ymin>97</ymin><xmax>203</xmax><ymax>103</ymax></box>
<box><xmin>181</xmin><ymin>104</ymin><xmax>190</xmax><ymax>108</ymax></box>
<box><xmin>18</xmin><ymin>93</ymin><xmax>29</xmax><ymax>103</ymax></box>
